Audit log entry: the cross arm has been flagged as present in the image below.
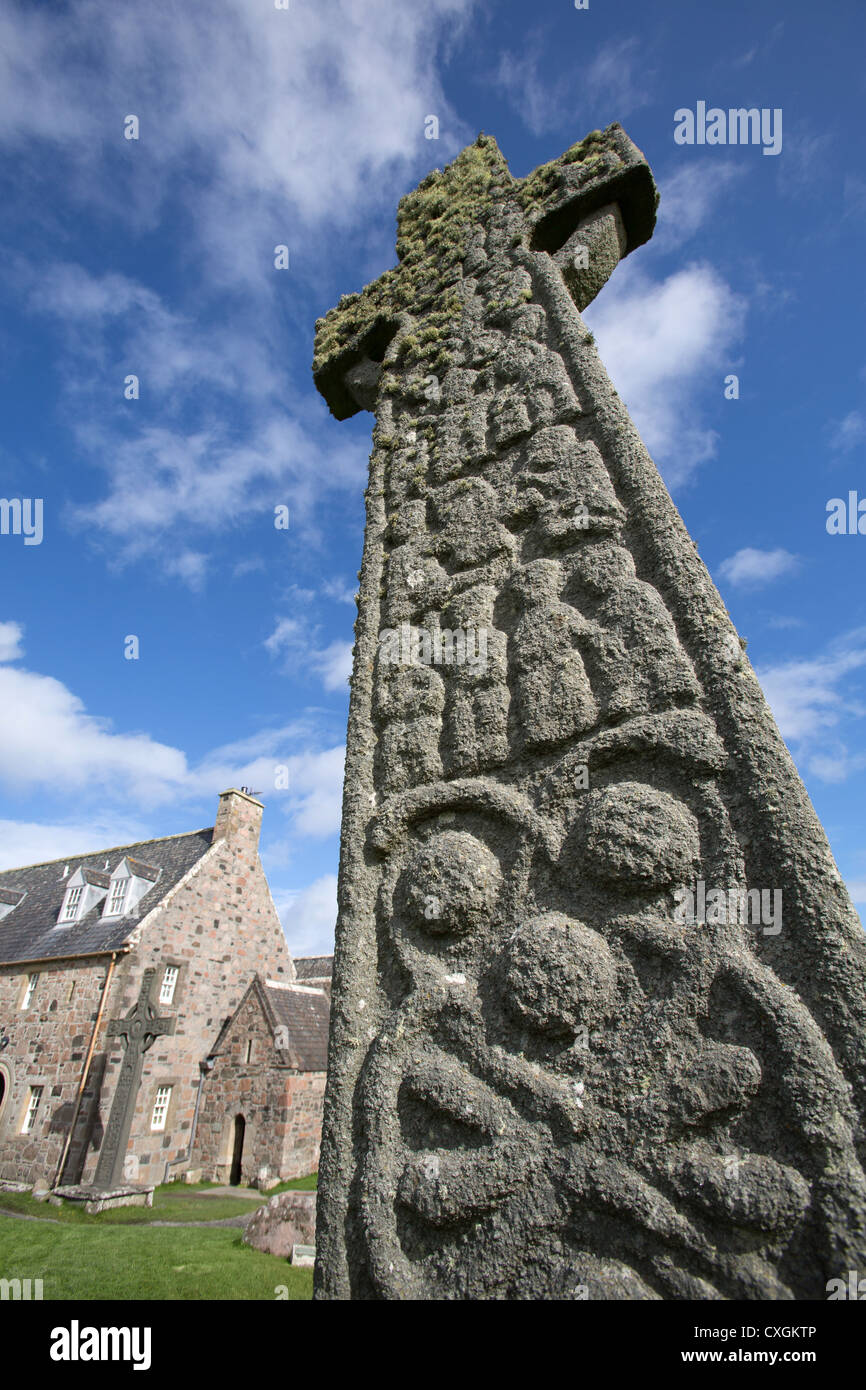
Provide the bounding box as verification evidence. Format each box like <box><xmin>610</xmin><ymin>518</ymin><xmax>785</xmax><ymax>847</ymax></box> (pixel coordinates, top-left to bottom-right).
<box><xmin>312</xmin><ymin>274</ymin><xmax>403</xmax><ymax>422</ymax></box>
<box><xmin>518</xmin><ymin>123</ymin><xmax>658</xmax><ymax>259</ymax></box>
<box><xmin>146</xmin><ymin>1015</ymin><xmax>175</xmax><ymax>1039</ymax></box>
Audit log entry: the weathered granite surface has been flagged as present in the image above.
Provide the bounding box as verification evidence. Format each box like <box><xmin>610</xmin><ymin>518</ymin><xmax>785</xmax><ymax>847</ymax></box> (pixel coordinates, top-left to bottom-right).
<box><xmin>243</xmin><ymin>1191</ymin><xmax>316</xmax><ymax>1258</ymax></box>
<box><xmin>312</xmin><ymin>125</ymin><xmax>866</xmax><ymax>1300</ymax></box>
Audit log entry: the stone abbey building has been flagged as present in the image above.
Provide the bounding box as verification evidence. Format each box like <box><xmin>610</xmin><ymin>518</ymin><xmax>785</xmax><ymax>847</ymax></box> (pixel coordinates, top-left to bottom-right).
<box><xmin>0</xmin><ymin>789</ymin><xmax>331</xmax><ymax>1190</ymax></box>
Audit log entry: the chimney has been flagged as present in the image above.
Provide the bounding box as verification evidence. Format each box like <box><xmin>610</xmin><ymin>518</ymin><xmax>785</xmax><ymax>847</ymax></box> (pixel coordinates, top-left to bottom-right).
<box><xmin>213</xmin><ymin>788</ymin><xmax>264</xmax><ymax>850</ymax></box>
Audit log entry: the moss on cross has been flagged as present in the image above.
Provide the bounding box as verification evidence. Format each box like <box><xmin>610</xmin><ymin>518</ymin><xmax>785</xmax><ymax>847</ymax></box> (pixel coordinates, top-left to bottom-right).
<box><xmin>312</xmin><ymin>123</ymin><xmax>658</xmax><ymax>420</ymax></box>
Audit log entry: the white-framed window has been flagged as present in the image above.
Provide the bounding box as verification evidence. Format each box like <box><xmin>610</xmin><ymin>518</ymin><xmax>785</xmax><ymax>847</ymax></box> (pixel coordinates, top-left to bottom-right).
<box><xmin>150</xmin><ymin>1086</ymin><xmax>172</xmax><ymax>1132</ymax></box>
<box><xmin>106</xmin><ymin>879</ymin><xmax>128</xmax><ymax>916</ymax></box>
<box><xmin>59</xmin><ymin>885</ymin><xmax>83</xmax><ymax>923</ymax></box>
<box><xmin>22</xmin><ymin>1085</ymin><xmax>43</xmax><ymax>1133</ymax></box>
<box><xmin>159</xmin><ymin>966</ymin><xmax>179</xmax><ymax>1006</ymax></box>
<box><xmin>21</xmin><ymin>973</ymin><xmax>38</xmax><ymax>1010</ymax></box>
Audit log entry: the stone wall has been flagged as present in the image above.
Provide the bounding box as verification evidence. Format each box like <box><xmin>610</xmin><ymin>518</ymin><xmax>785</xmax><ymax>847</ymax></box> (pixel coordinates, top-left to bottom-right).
<box><xmin>192</xmin><ymin>985</ymin><xmax>325</xmax><ymax>1184</ymax></box>
<box><xmin>0</xmin><ymin>957</ymin><xmax>109</xmax><ymax>1185</ymax></box>
<box><xmin>0</xmin><ymin>791</ymin><xmax>295</xmax><ymax>1186</ymax></box>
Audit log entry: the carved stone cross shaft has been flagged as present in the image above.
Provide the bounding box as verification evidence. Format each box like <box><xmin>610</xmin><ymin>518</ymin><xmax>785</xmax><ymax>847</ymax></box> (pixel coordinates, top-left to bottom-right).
<box><xmin>93</xmin><ymin>967</ymin><xmax>175</xmax><ymax>1189</ymax></box>
<box><xmin>312</xmin><ymin>126</ymin><xmax>866</xmax><ymax>1301</ymax></box>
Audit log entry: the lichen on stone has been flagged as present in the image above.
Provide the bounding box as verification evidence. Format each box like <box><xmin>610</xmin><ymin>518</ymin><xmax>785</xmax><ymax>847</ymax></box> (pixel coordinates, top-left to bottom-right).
<box><xmin>312</xmin><ymin>135</ymin><xmax>511</xmax><ymax>385</ymax></box>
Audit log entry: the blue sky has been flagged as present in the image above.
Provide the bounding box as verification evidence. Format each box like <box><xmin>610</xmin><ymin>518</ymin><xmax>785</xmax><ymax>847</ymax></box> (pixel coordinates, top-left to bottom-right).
<box><xmin>0</xmin><ymin>0</ymin><xmax>864</xmax><ymax>955</ymax></box>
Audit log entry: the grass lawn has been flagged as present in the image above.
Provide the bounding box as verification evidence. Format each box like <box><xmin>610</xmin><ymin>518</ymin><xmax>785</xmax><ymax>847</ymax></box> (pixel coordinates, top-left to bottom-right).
<box><xmin>0</xmin><ymin>1220</ymin><xmax>312</xmax><ymax>1300</ymax></box>
<box><xmin>268</xmin><ymin>1173</ymin><xmax>317</xmax><ymax>1192</ymax></box>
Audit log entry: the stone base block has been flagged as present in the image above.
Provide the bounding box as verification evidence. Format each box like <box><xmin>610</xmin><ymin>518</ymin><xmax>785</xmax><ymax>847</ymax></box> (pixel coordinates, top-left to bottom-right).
<box><xmin>54</xmin><ymin>1183</ymin><xmax>155</xmax><ymax>1214</ymax></box>
<box><xmin>243</xmin><ymin>1190</ymin><xmax>316</xmax><ymax>1258</ymax></box>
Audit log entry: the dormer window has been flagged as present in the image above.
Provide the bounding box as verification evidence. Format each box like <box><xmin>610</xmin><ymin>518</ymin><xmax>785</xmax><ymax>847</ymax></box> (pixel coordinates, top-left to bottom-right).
<box><xmin>56</xmin><ymin>866</ymin><xmax>110</xmax><ymax>926</ymax></box>
<box><xmin>101</xmin><ymin>857</ymin><xmax>159</xmax><ymax>919</ymax></box>
<box><xmin>0</xmin><ymin>886</ymin><xmax>26</xmax><ymax>921</ymax></box>
<box><xmin>107</xmin><ymin>879</ymin><xmax>128</xmax><ymax>916</ymax></box>
<box><xmin>60</xmin><ymin>886</ymin><xmax>83</xmax><ymax>922</ymax></box>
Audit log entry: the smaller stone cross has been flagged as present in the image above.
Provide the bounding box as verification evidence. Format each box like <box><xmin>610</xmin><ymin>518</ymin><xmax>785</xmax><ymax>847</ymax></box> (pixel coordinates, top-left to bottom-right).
<box><xmin>92</xmin><ymin>968</ymin><xmax>175</xmax><ymax>1189</ymax></box>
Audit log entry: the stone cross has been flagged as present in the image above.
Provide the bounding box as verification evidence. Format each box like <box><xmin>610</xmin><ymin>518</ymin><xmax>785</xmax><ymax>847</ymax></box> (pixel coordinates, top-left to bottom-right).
<box><xmin>312</xmin><ymin>125</ymin><xmax>866</xmax><ymax>1300</ymax></box>
<box><xmin>93</xmin><ymin>968</ymin><xmax>175</xmax><ymax>1189</ymax></box>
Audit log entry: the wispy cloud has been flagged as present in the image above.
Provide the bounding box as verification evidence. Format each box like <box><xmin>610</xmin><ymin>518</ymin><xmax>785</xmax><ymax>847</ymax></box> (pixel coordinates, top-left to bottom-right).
<box><xmin>22</xmin><ymin>261</ymin><xmax>281</xmax><ymax>402</ymax></box>
<box><xmin>777</xmin><ymin>124</ymin><xmax>834</xmax><ymax>199</ymax></box>
<box><xmin>493</xmin><ymin>35</ymin><xmax>652</xmax><ymax>138</ymax></box>
<box><xmin>718</xmin><ymin>547</ymin><xmax>800</xmax><ymax>589</ymax></box>
<box><xmin>0</xmin><ymin>815</ymin><xmax>151</xmax><ymax>872</ymax></box>
<box><xmin>829</xmin><ymin>410</ymin><xmax>866</xmax><ymax>453</ymax></box>
<box><xmin>727</xmin><ymin>19</ymin><xmax>784</xmax><ymax>70</ymax></box>
<box><xmin>653</xmin><ymin>161</ymin><xmax>746</xmax><ymax>252</ymax></box>
<box><xmin>0</xmin><ymin>0</ymin><xmax>476</xmax><ymax>260</ymax></box>
<box><xmin>65</xmin><ymin>415</ymin><xmax>367</xmax><ymax>581</ymax></box>
<box><xmin>312</xmin><ymin>642</ymin><xmax>354</xmax><ymax>692</ymax></box>
<box><xmin>757</xmin><ymin>629</ymin><xmax>866</xmax><ymax>782</ymax></box>
<box><xmin>321</xmin><ymin>577</ymin><xmax>359</xmax><ymax>606</ymax></box>
<box><xmin>0</xmin><ymin>1</ymin><xmax>477</xmax><ymax>585</ymax></box>
<box><xmin>265</xmin><ymin>617</ymin><xmax>353</xmax><ymax>694</ymax></box>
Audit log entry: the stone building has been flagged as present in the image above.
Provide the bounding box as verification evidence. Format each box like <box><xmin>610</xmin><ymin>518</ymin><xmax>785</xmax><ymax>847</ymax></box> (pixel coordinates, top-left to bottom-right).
<box><xmin>293</xmin><ymin>955</ymin><xmax>333</xmax><ymax>999</ymax></box>
<box><xmin>194</xmin><ymin>975</ymin><xmax>330</xmax><ymax>1184</ymax></box>
<box><xmin>0</xmin><ymin>789</ymin><xmax>332</xmax><ymax>1190</ymax></box>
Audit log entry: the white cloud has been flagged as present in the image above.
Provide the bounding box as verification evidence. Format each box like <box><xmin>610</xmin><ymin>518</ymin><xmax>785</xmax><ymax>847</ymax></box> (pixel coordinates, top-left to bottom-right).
<box><xmin>23</xmin><ymin>262</ymin><xmax>281</xmax><ymax>403</ymax></box>
<box><xmin>0</xmin><ymin>661</ymin><xmax>189</xmax><ymax>801</ymax></box>
<box><xmin>279</xmin><ymin>874</ymin><xmax>338</xmax><ymax>958</ymax></box>
<box><xmin>165</xmin><ymin>550</ymin><xmax>209</xmax><ymax>591</ymax></box>
<box><xmin>281</xmin><ymin>746</ymin><xmax>346</xmax><ymax>838</ymax></box>
<box><xmin>757</xmin><ymin>631</ymin><xmax>866</xmax><ymax>782</ymax></box>
<box><xmin>718</xmin><ymin>547</ymin><xmax>800</xmax><ymax>589</ymax></box>
<box><xmin>0</xmin><ymin>816</ymin><xmax>149</xmax><ymax>872</ymax></box>
<box><xmin>584</xmin><ymin>260</ymin><xmax>746</xmax><ymax>489</ymax></box>
<box><xmin>312</xmin><ymin>641</ymin><xmax>354</xmax><ymax>692</ymax></box>
<box><xmin>233</xmin><ymin>557</ymin><xmax>266</xmax><ymax>579</ymax></box>
<box><xmin>264</xmin><ymin>618</ymin><xmax>353</xmax><ymax>695</ymax></box>
<box><xmin>581</xmin><ymin>38</ymin><xmax>653</xmax><ymax>122</ymax></box>
<box><xmin>0</xmin><ymin>627</ymin><xmax>345</xmax><ymax>830</ymax></box>
<box><xmin>0</xmin><ymin>2</ymin><xmax>477</xmax><ymax>584</ymax></box>
<box><xmin>67</xmin><ymin>415</ymin><xmax>367</xmax><ymax>567</ymax></box>
<box><xmin>264</xmin><ymin>618</ymin><xmax>308</xmax><ymax>658</ymax></box>
<box><xmin>321</xmin><ymin>577</ymin><xmax>358</xmax><ymax>606</ymax></box>
<box><xmin>191</xmin><ymin>742</ymin><xmax>346</xmax><ymax>838</ymax></box>
<box><xmin>0</xmin><ymin>0</ymin><xmax>475</xmax><ymax>261</ymax></box>
<box><xmin>0</xmin><ymin>620</ymin><xmax>24</xmax><ymax>662</ymax></box>
<box><xmin>829</xmin><ymin>411</ymin><xmax>866</xmax><ymax>453</ymax></box>
<box><xmin>846</xmin><ymin>879</ymin><xmax>866</xmax><ymax>906</ymax></box>
<box><xmin>767</xmin><ymin>615</ymin><xmax>804</xmax><ymax>630</ymax></box>
<box><xmin>728</xmin><ymin>20</ymin><xmax>784</xmax><ymax>71</ymax></box>
<box><xmin>777</xmin><ymin>126</ymin><xmax>834</xmax><ymax>199</ymax></box>
<box><xmin>759</xmin><ymin>647</ymin><xmax>866</xmax><ymax>743</ymax></box>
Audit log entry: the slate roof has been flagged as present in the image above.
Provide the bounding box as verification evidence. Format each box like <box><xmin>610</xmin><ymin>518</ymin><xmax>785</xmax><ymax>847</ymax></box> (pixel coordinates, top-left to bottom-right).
<box><xmin>293</xmin><ymin>954</ymin><xmax>333</xmax><ymax>982</ymax></box>
<box><xmin>263</xmin><ymin>981</ymin><xmax>330</xmax><ymax>1072</ymax></box>
<box><xmin>0</xmin><ymin>829</ymin><xmax>214</xmax><ymax>965</ymax></box>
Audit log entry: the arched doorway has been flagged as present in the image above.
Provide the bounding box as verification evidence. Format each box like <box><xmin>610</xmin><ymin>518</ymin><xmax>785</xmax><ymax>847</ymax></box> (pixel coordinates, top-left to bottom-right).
<box><xmin>229</xmin><ymin>1114</ymin><xmax>245</xmax><ymax>1186</ymax></box>
<box><xmin>0</xmin><ymin>1069</ymin><xmax>6</xmax><ymax>1120</ymax></box>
